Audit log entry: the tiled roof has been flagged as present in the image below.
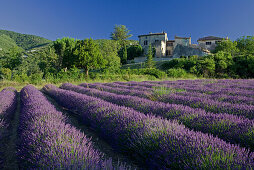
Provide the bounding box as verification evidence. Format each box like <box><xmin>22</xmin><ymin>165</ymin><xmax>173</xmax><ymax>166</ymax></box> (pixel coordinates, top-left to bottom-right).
<box><xmin>197</xmin><ymin>36</ymin><xmax>224</xmax><ymax>41</ymax></box>
<box><xmin>175</xmin><ymin>36</ymin><xmax>191</xmax><ymax>39</ymax></box>
<box><xmin>138</xmin><ymin>32</ymin><xmax>166</xmax><ymax>37</ymax></box>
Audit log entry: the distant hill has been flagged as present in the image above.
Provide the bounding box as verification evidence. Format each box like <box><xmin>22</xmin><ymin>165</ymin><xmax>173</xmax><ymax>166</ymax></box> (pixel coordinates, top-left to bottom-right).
<box><xmin>0</xmin><ymin>30</ymin><xmax>52</xmax><ymax>51</ymax></box>
<box><xmin>0</xmin><ymin>34</ymin><xmax>22</xmax><ymax>53</ymax></box>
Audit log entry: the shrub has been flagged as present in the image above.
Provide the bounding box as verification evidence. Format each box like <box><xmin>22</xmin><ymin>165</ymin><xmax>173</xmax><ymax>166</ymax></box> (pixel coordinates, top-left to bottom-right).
<box><xmin>167</xmin><ymin>68</ymin><xmax>187</xmax><ymax>78</ymax></box>
<box><xmin>0</xmin><ymin>67</ymin><xmax>12</xmax><ymax>80</ymax></box>
<box><xmin>141</xmin><ymin>68</ymin><xmax>167</xmax><ymax>79</ymax></box>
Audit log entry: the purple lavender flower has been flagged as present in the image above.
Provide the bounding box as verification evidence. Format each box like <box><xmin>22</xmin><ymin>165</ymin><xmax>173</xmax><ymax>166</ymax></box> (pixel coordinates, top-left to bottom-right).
<box><xmin>18</xmin><ymin>85</ymin><xmax>125</xmax><ymax>169</ymax></box>
<box><xmin>44</xmin><ymin>84</ymin><xmax>254</xmax><ymax>169</ymax></box>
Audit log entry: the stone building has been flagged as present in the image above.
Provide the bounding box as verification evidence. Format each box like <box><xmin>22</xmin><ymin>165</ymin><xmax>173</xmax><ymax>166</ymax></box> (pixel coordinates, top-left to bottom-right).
<box><xmin>138</xmin><ymin>32</ymin><xmax>226</xmax><ymax>58</ymax></box>
<box><xmin>197</xmin><ymin>36</ymin><xmax>227</xmax><ymax>52</ymax></box>
<box><xmin>138</xmin><ymin>32</ymin><xmax>168</xmax><ymax>57</ymax></box>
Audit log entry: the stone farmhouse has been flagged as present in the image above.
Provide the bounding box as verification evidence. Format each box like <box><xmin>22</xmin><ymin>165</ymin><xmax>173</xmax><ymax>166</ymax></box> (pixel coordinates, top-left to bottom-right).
<box><xmin>138</xmin><ymin>32</ymin><xmax>227</xmax><ymax>58</ymax></box>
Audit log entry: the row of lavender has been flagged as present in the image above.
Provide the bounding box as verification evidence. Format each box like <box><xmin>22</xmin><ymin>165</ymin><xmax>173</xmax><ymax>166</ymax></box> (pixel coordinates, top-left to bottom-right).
<box><xmin>104</xmin><ymin>82</ymin><xmax>254</xmax><ymax>105</ymax></box>
<box><xmin>44</xmin><ymin>84</ymin><xmax>254</xmax><ymax>169</ymax></box>
<box><xmin>126</xmin><ymin>80</ymin><xmax>254</xmax><ymax>97</ymax></box>
<box><xmin>0</xmin><ymin>87</ymin><xmax>17</xmax><ymax>131</ymax></box>
<box><xmin>61</xmin><ymin>83</ymin><xmax>254</xmax><ymax>151</ymax></box>
<box><xmin>0</xmin><ymin>87</ymin><xmax>17</xmax><ymax>165</ymax></box>
<box><xmin>80</xmin><ymin>82</ymin><xmax>254</xmax><ymax>119</ymax></box>
<box><xmin>18</xmin><ymin>85</ymin><xmax>125</xmax><ymax>169</ymax></box>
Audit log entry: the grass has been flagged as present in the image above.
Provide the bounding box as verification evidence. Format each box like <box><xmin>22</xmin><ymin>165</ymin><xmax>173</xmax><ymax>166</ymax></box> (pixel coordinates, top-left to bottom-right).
<box><xmin>121</xmin><ymin>60</ymin><xmax>171</xmax><ymax>70</ymax></box>
<box><xmin>0</xmin><ymin>74</ymin><xmax>201</xmax><ymax>91</ymax></box>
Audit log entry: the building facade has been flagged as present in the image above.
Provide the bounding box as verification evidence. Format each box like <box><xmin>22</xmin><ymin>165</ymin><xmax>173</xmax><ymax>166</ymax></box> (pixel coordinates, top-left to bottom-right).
<box><xmin>138</xmin><ymin>32</ymin><xmax>226</xmax><ymax>58</ymax></box>
<box><xmin>197</xmin><ymin>36</ymin><xmax>228</xmax><ymax>52</ymax></box>
<box><xmin>138</xmin><ymin>32</ymin><xmax>168</xmax><ymax>57</ymax></box>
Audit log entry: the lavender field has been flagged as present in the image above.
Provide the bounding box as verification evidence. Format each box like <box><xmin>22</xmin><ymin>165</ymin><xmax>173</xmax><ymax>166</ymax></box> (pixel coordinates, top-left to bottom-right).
<box><xmin>0</xmin><ymin>79</ymin><xmax>254</xmax><ymax>169</ymax></box>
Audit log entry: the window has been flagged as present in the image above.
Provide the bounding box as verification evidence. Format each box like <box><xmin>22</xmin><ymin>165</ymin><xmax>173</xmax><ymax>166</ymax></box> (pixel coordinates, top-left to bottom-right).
<box><xmin>166</xmin><ymin>50</ymin><xmax>171</xmax><ymax>56</ymax></box>
<box><xmin>144</xmin><ymin>40</ymin><xmax>148</xmax><ymax>45</ymax></box>
<box><xmin>167</xmin><ymin>42</ymin><xmax>173</xmax><ymax>46</ymax></box>
<box><xmin>155</xmin><ymin>40</ymin><xmax>159</xmax><ymax>43</ymax></box>
<box><xmin>206</xmin><ymin>42</ymin><xmax>212</xmax><ymax>45</ymax></box>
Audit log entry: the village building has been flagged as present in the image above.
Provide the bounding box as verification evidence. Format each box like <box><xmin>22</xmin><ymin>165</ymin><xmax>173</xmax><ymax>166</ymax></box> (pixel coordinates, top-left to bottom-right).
<box><xmin>138</xmin><ymin>32</ymin><xmax>168</xmax><ymax>57</ymax></box>
<box><xmin>138</xmin><ymin>32</ymin><xmax>227</xmax><ymax>58</ymax></box>
<box><xmin>197</xmin><ymin>36</ymin><xmax>228</xmax><ymax>51</ymax></box>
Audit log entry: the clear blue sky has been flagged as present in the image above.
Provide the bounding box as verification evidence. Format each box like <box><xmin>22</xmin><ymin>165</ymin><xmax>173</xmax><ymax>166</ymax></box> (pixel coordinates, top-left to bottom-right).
<box><xmin>1</xmin><ymin>0</ymin><xmax>254</xmax><ymax>43</ymax></box>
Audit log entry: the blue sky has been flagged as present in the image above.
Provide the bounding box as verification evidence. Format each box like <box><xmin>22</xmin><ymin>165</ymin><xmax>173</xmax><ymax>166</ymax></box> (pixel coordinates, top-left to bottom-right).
<box><xmin>1</xmin><ymin>0</ymin><xmax>254</xmax><ymax>43</ymax></box>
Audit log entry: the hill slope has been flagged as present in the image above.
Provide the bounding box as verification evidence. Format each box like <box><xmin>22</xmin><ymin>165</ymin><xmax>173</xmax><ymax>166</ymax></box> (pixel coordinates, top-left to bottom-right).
<box><xmin>0</xmin><ymin>30</ymin><xmax>52</xmax><ymax>51</ymax></box>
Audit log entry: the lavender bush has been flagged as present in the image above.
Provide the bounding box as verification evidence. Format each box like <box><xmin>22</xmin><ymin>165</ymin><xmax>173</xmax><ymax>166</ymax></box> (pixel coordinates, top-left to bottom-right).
<box><xmin>44</xmin><ymin>84</ymin><xmax>254</xmax><ymax>169</ymax></box>
<box><xmin>61</xmin><ymin>83</ymin><xmax>254</xmax><ymax>150</ymax></box>
<box><xmin>18</xmin><ymin>85</ymin><xmax>125</xmax><ymax>169</ymax></box>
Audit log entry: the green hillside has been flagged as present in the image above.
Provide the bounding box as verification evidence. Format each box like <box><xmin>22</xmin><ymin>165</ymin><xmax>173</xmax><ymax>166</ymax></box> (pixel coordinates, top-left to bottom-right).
<box><xmin>0</xmin><ymin>30</ymin><xmax>52</xmax><ymax>51</ymax></box>
<box><xmin>0</xmin><ymin>34</ymin><xmax>24</xmax><ymax>56</ymax></box>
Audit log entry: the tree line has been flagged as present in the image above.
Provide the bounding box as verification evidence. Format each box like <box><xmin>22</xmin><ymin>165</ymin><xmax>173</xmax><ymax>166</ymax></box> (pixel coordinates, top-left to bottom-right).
<box><xmin>163</xmin><ymin>36</ymin><xmax>254</xmax><ymax>78</ymax></box>
<box><xmin>0</xmin><ymin>25</ymin><xmax>145</xmax><ymax>83</ymax></box>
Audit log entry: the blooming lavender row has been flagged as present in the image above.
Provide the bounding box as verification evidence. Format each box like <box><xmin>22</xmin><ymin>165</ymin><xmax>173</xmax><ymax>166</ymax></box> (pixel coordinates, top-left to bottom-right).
<box><xmin>115</xmin><ymin>80</ymin><xmax>254</xmax><ymax>97</ymax></box>
<box><xmin>105</xmin><ymin>82</ymin><xmax>254</xmax><ymax>105</ymax></box>
<box><xmin>80</xmin><ymin>83</ymin><xmax>153</xmax><ymax>98</ymax></box>
<box><xmin>143</xmin><ymin>80</ymin><xmax>254</xmax><ymax>97</ymax></box>
<box><xmin>44</xmin><ymin>84</ymin><xmax>254</xmax><ymax>169</ymax></box>
<box><xmin>18</xmin><ymin>85</ymin><xmax>123</xmax><ymax>169</ymax></box>
<box><xmin>0</xmin><ymin>87</ymin><xmax>17</xmax><ymax>166</ymax></box>
<box><xmin>62</xmin><ymin>83</ymin><xmax>254</xmax><ymax>150</ymax></box>
<box><xmin>80</xmin><ymin>83</ymin><xmax>254</xmax><ymax>119</ymax></box>
<box><xmin>0</xmin><ymin>87</ymin><xmax>17</xmax><ymax>129</ymax></box>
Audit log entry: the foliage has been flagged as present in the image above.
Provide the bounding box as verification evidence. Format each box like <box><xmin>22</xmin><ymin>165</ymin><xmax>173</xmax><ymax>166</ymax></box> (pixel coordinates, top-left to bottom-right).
<box><xmin>0</xmin><ymin>67</ymin><xmax>12</xmax><ymax>80</ymax></box>
<box><xmin>126</xmin><ymin>45</ymin><xmax>143</xmax><ymax>60</ymax></box>
<box><xmin>38</xmin><ymin>46</ymin><xmax>58</xmax><ymax>75</ymax></box>
<box><xmin>74</xmin><ymin>39</ymin><xmax>105</xmax><ymax>76</ymax></box>
<box><xmin>53</xmin><ymin>37</ymin><xmax>76</xmax><ymax>69</ymax></box>
<box><xmin>1</xmin><ymin>47</ymin><xmax>23</xmax><ymax>70</ymax></box>
<box><xmin>145</xmin><ymin>44</ymin><xmax>154</xmax><ymax>68</ymax></box>
<box><xmin>121</xmin><ymin>45</ymin><xmax>128</xmax><ymax>65</ymax></box>
<box><xmin>0</xmin><ymin>34</ymin><xmax>23</xmax><ymax>55</ymax></box>
<box><xmin>213</xmin><ymin>39</ymin><xmax>239</xmax><ymax>56</ymax></box>
<box><xmin>213</xmin><ymin>51</ymin><xmax>233</xmax><ymax>77</ymax></box>
<box><xmin>167</xmin><ymin>68</ymin><xmax>187</xmax><ymax>78</ymax></box>
<box><xmin>236</xmin><ymin>36</ymin><xmax>254</xmax><ymax>55</ymax></box>
<box><xmin>0</xmin><ymin>30</ymin><xmax>51</xmax><ymax>50</ymax></box>
<box><xmin>110</xmin><ymin>25</ymin><xmax>132</xmax><ymax>43</ymax></box>
<box><xmin>233</xmin><ymin>55</ymin><xmax>254</xmax><ymax>78</ymax></box>
<box><xmin>140</xmin><ymin>68</ymin><xmax>167</xmax><ymax>79</ymax></box>
<box><xmin>95</xmin><ymin>39</ymin><xmax>121</xmax><ymax>71</ymax></box>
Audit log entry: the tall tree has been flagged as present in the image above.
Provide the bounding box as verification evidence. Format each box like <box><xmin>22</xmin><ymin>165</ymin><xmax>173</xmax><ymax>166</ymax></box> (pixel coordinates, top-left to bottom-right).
<box><xmin>145</xmin><ymin>44</ymin><xmax>154</xmax><ymax>68</ymax></box>
<box><xmin>74</xmin><ymin>39</ymin><xmax>105</xmax><ymax>76</ymax></box>
<box><xmin>237</xmin><ymin>36</ymin><xmax>254</xmax><ymax>55</ymax></box>
<box><xmin>110</xmin><ymin>25</ymin><xmax>132</xmax><ymax>46</ymax></box>
<box><xmin>213</xmin><ymin>39</ymin><xmax>239</xmax><ymax>56</ymax></box>
<box><xmin>122</xmin><ymin>45</ymin><xmax>128</xmax><ymax>64</ymax></box>
<box><xmin>53</xmin><ymin>37</ymin><xmax>76</xmax><ymax>70</ymax></box>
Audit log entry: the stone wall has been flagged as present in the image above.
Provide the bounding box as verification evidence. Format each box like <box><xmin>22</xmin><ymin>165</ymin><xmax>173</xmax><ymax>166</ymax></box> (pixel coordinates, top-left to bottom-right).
<box><xmin>173</xmin><ymin>44</ymin><xmax>207</xmax><ymax>58</ymax></box>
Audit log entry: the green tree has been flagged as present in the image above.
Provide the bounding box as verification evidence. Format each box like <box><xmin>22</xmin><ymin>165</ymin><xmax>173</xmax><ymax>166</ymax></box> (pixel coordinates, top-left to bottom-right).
<box><xmin>2</xmin><ymin>47</ymin><xmax>23</xmax><ymax>70</ymax></box>
<box><xmin>38</xmin><ymin>46</ymin><xmax>58</xmax><ymax>75</ymax></box>
<box><xmin>237</xmin><ymin>36</ymin><xmax>254</xmax><ymax>55</ymax></box>
<box><xmin>214</xmin><ymin>51</ymin><xmax>233</xmax><ymax>77</ymax></box>
<box><xmin>213</xmin><ymin>39</ymin><xmax>239</xmax><ymax>56</ymax></box>
<box><xmin>233</xmin><ymin>55</ymin><xmax>254</xmax><ymax>78</ymax></box>
<box><xmin>110</xmin><ymin>25</ymin><xmax>132</xmax><ymax>41</ymax></box>
<box><xmin>53</xmin><ymin>37</ymin><xmax>76</xmax><ymax>70</ymax></box>
<box><xmin>111</xmin><ymin>25</ymin><xmax>132</xmax><ymax>46</ymax></box>
<box><xmin>145</xmin><ymin>44</ymin><xmax>154</xmax><ymax>68</ymax></box>
<box><xmin>95</xmin><ymin>39</ymin><xmax>121</xmax><ymax>71</ymax></box>
<box><xmin>196</xmin><ymin>57</ymin><xmax>215</xmax><ymax>77</ymax></box>
<box><xmin>122</xmin><ymin>45</ymin><xmax>128</xmax><ymax>64</ymax></box>
<box><xmin>74</xmin><ymin>39</ymin><xmax>105</xmax><ymax>76</ymax></box>
<box><xmin>127</xmin><ymin>45</ymin><xmax>143</xmax><ymax>60</ymax></box>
